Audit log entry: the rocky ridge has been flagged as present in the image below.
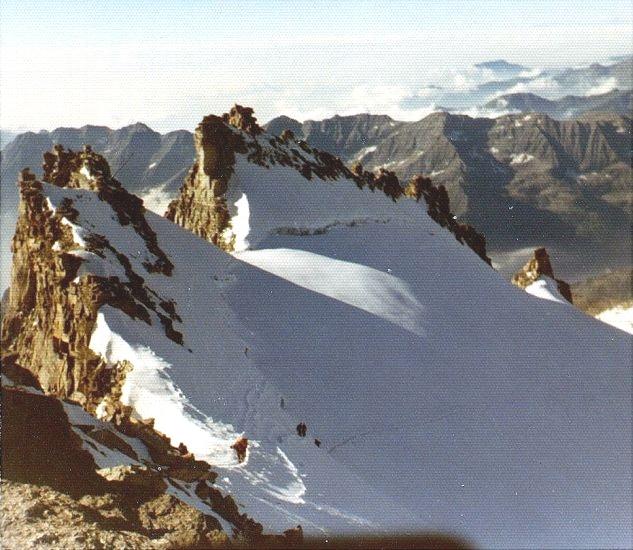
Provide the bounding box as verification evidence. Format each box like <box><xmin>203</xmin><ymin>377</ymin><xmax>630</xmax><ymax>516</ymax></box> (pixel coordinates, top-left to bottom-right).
<box><xmin>3</xmin><ymin>108</ymin><xmax>630</xmax><ymax>284</ymax></box>
<box><xmin>0</xmin><ymin>144</ymin><xmax>301</xmax><ymax>546</ymax></box>
<box><xmin>1</xmin><ymin>145</ymin><xmax>179</xmax><ymax>405</ymax></box>
<box><xmin>264</xmin><ymin>111</ymin><xmax>631</xmax><ymax>280</ymax></box>
<box><xmin>1</xmin><ymin>372</ymin><xmax>302</xmax><ymax>548</ymax></box>
<box><xmin>167</xmin><ymin>105</ymin><xmax>491</xmax><ymax>263</ymax></box>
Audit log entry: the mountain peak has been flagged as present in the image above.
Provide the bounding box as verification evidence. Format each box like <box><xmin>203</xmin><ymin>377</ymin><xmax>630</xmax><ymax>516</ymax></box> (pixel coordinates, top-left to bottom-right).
<box><xmin>2</xmin><ymin>107</ymin><xmax>631</xmax><ymax>547</ymax></box>
<box><xmin>475</xmin><ymin>59</ymin><xmax>529</xmax><ymax>73</ymax></box>
<box><xmin>221</xmin><ymin>104</ymin><xmax>263</xmax><ymax>135</ymax></box>
<box><xmin>166</xmin><ymin>107</ymin><xmax>491</xmax><ymax>263</ymax></box>
<box><xmin>2</xmin><ymin>145</ymin><xmax>176</xmax><ymax>401</ymax></box>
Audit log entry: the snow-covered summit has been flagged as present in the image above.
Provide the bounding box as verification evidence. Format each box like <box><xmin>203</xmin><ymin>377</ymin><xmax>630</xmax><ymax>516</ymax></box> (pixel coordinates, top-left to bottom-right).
<box><xmin>2</xmin><ymin>111</ymin><xmax>631</xmax><ymax>548</ymax></box>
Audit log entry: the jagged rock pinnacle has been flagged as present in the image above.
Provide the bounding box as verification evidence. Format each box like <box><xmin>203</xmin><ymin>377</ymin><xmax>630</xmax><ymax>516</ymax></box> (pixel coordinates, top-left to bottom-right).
<box><xmin>512</xmin><ymin>247</ymin><xmax>573</xmax><ymax>303</ymax></box>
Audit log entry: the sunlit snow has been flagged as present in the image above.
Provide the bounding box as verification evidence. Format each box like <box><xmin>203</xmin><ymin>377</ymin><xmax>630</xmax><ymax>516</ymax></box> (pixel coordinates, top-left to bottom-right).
<box><xmin>35</xmin><ymin>141</ymin><xmax>633</xmax><ymax>548</ymax></box>
<box><xmin>596</xmin><ymin>305</ymin><xmax>633</xmax><ymax>335</ymax></box>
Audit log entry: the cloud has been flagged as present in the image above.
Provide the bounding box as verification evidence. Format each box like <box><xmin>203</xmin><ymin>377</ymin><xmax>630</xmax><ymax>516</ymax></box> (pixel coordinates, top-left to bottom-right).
<box><xmin>518</xmin><ymin>68</ymin><xmax>543</xmax><ymax>78</ymax></box>
<box><xmin>455</xmin><ymin>106</ymin><xmax>517</xmax><ymax>119</ymax></box>
<box><xmin>272</xmin><ymin>85</ymin><xmax>443</xmax><ymax>123</ymax></box>
<box><xmin>445</xmin><ymin>67</ymin><xmax>500</xmax><ymax>92</ymax></box>
<box><xmin>586</xmin><ymin>77</ymin><xmax>619</xmax><ymax>96</ymax></box>
<box><xmin>501</xmin><ymin>76</ymin><xmax>562</xmax><ymax>96</ymax></box>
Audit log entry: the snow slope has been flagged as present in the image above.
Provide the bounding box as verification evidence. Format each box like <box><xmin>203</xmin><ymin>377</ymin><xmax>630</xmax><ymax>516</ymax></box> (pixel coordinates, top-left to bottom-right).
<box><xmin>596</xmin><ymin>304</ymin><xmax>633</xmax><ymax>335</ymax></box>
<box><xmin>40</xmin><ymin>145</ymin><xmax>632</xmax><ymax>548</ymax></box>
<box><xmin>524</xmin><ymin>275</ymin><xmax>570</xmax><ymax>304</ymax></box>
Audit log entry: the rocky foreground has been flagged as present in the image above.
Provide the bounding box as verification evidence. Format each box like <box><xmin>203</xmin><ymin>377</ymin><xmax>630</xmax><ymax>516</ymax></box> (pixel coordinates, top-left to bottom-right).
<box><xmin>0</xmin><ymin>379</ymin><xmax>468</xmax><ymax>549</ymax></box>
<box><xmin>0</xmin><ymin>365</ymin><xmax>301</xmax><ymax>549</ymax></box>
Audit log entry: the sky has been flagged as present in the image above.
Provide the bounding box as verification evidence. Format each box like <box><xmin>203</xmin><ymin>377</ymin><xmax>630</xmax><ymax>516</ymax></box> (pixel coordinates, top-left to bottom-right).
<box><xmin>1</xmin><ymin>0</ymin><xmax>631</xmax><ymax>132</ymax></box>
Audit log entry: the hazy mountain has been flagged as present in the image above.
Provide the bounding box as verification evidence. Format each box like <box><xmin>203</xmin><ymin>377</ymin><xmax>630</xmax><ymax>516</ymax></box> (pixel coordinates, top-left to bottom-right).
<box><xmin>0</xmin><ymin>130</ymin><xmax>18</xmax><ymax>149</ymax></box>
<box><xmin>428</xmin><ymin>57</ymin><xmax>633</xmax><ymax>112</ymax></box>
<box><xmin>2</xmin><ymin>108</ymin><xmax>631</xmax><ymax>548</ymax></box>
<box><xmin>1</xmin><ymin>124</ymin><xmax>194</xmax><ymax>197</ymax></box>
<box><xmin>485</xmin><ymin>89</ymin><xmax>633</xmax><ymax>119</ymax></box>
<box><xmin>555</xmin><ymin>57</ymin><xmax>633</xmax><ymax>91</ymax></box>
<box><xmin>0</xmin><ymin>124</ymin><xmax>195</xmax><ymax>289</ymax></box>
<box><xmin>474</xmin><ymin>59</ymin><xmax>530</xmax><ymax>75</ymax></box>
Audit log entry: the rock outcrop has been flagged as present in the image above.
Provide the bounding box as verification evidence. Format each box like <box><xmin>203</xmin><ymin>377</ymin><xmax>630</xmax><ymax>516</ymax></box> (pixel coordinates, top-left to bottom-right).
<box><xmin>167</xmin><ymin>106</ymin><xmax>491</xmax><ymax>264</ymax></box>
<box><xmin>0</xmin><ymin>143</ymin><xmax>305</xmax><ymax>546</ymax></box>
<box><xmin>511</xmin><ymin>247</ymin><xmax>573</xmax><ymax>303</ymax></box>
<box><xmin>1</xmin><ymin>383</ymin><xmax>230</xmax><ymax>548</ymax></box>
<box><xmin>1</xmin><ymin>371</ymin><xmax>305</xmax><ymax>547</ymax></box>
<box><xmin>571</xmin><ymin>267</ymin><xmax>632</xmax><ymax>316</ymax></box>
<box><xmin>165</xmin><ymin>112</ymin><xmax>245</xmax><ymax>248</ymax></box>
<box><xmin>2</xmin><ymin>384</ymin><xmax>110</xmax><ymax>497</ymax></box>
<box><xmin>1</xmin><ymin>146</ymin><xmax>178</xmax><ymax>409</ymax></box>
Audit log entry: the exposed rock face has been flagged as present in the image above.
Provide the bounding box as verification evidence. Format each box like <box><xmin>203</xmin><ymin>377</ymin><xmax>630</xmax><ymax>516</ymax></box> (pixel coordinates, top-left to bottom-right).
<box><xmin>2</xmin><ymin>374</ymin><xmax>307</xmax><ymax>547</ymax></box>
<box><xmin>222</xmin><ymin>104</ymin><xmax>263</xmax><ymax>135</ymax></box>
<box><xmin>405</xmin><ymin>175</ymin><xmax>490</xmax><ymax>264</ymax></box>
<box><xmin>137</xmin><ymin>494</ymin><xmax>225</xmax><ymax>548</ymax></box>
<box><xmin>2</xmin><ymin>385</ymin><xmax>109</xmax><ymax>497</ymax></box>
<box><xmin>0</xmin><ymin>144</ymin><xmax>303</xmax><ymax>545</ymax></box>
<box><xmin>511</xmin><ymin>247</ymin><xmax>573</xmax><ymax>303</ymax></box>
<box><xmin>1</xmin><ymin>165</ymin><xmax>108</xmax><ymax>402</ymax></box>
<box><xmin>1</xmin><ymin>384</ymin><xmax>230</xmax><ymax>548</ymax></box>
<box><xmin>165</xmin><ymin>113</ymin><xmax>245</xmax><ymax>248</ymax></box>
<box><xmin>168</xmin><ymin>107</ymin><xmax>491</xmax><ymax>264</ymax></box>
<box><xmin>1</xmin><ymin>146</ymin><xmax>178</xmax><ymax>408</ymax></box>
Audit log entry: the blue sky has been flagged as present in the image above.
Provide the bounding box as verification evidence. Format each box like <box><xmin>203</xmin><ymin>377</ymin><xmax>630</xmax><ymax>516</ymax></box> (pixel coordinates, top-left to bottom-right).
<box><xmin>1</xmin><ymin>0</ymin><xmax>631</xmax><ymax>131</ymax></box>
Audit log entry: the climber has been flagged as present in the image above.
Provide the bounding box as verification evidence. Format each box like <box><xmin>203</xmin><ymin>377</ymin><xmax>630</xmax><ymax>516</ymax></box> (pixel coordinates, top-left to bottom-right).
<box><xmin>231</xmin><ymin>436</ymin><xmax>248</xmax><ymax>463</ymax></box>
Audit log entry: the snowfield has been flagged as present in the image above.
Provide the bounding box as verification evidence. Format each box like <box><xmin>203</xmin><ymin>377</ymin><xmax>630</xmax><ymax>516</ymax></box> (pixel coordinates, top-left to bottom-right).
<box><xmin>596</xmin><ymin>304</ymin><xmax>633</xmax><ymax>335</ymax></box>
<box><xmin>40</xmin><ymin>145</ymin><xmax>632</xmax><ymax>548</ymax></box>
<box><xmin>523</xmin><ymin>275</ymin><xmax>570</xmax><ymax>304</ymax></box>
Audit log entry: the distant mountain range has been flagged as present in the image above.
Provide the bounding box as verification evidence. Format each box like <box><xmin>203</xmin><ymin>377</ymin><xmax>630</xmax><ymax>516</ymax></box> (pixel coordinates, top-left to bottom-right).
<box><xmin>0</xmin><ymin>130</ymin><xmax>18</xmax><ymax>149</ymax></box>
<box><xmin>2</xmin><ymin>56</ymin><xmax>631</xmax><ymax>287</ymax></box>
<box><xmin>2</xmin><ymin>111</ymin><xmax>630</xmax><ymax>288</ymax></box>
<box><xmin>484</xmin><ymin>89</ymin><xmax>632</xmax><ymax>119</ymax></box>
<box><xmin>1</xmin><ymin>123</ymin><xmax>194</xmax><ymax>198</ymax></box>
<box><xmin>474</xmin><ymin>59</ymin><xmax>530</xmax><ymax>75</ymax></box>
<box><xmin>399</xmin><ymin>56</ymin><xmax>633</xmax><ymax>113</ymax></box>
<box><xmin>555</xmin><ymin>59</ymin><xmax>633</xmax><ymax>91</ymax></box>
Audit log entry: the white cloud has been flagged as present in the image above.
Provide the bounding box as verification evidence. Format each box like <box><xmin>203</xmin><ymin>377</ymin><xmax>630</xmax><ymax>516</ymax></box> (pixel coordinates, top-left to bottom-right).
<box><xmin>414</xmin><ymin>86</ymin><xmax>442</xmax><ymax>99</ymax></box>
<box><xmin>272</xmin><ymin>85</ymin><xmax>443</xmax><ymax>123</ymax></box>
<box><xmin>502</xmin><ymin>76</ymin><xmax>562</xmax><ymax>96</ymax></box>
<box><xmin>586</xmin><ymin>77</ymin><xmax>619</xmax><ymax>96</ymax></box>
<box><xmin>1</xmin><ymin>19</ymin><xmax>631</xmax><ymax>133</ymax></box>
<box><xmin>518</xmin><ymin>68</ymin><xmax>543</xmax><ymax>78</ymax></box>
<box><xmin>446</xmin><ymin>67</ymin><xmax>498</xmax><ymax>91</ymax></box>
<box><xmin>456</xmin><ymin>106</ymin><xmax>517</xmax><ymax>119</ymax></box>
